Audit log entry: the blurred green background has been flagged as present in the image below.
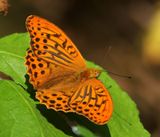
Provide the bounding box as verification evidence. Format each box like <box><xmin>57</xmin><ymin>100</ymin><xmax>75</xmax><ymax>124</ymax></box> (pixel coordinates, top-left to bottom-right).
<box><xmin>0</xmin><ymin>0</ymin><xmax>160</xmax><ymax>136</ymax></box>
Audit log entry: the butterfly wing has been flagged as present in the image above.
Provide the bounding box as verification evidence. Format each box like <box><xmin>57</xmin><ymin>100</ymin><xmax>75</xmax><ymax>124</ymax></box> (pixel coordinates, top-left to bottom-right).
<box><xmin>35</xmin><ymin>78</ymin><xmax>113</xmax><ymax>125</ymax></box>
<box><xmin>69</xmin><ymin>78</ymin><xmax>113</xmax><ymax>125</ymax></box>
<box><xmin>36</xmin><ymin>88</ymin><xmax>74</xmax><ymax>113</ymax></box>
<box><xmin>26</xmin><ymin>15</ymin><xmax>86</xmax><ymax>71</ymax></box>
<box><xmin>25</xmin><ymin>15</ymin><xmax>86</xmax><ymax>88</ymax></box>
<box><xmin>25</xmin><ymin>47</ymin><xmax>49</xmax><ymax>88</ymax></box>
<box><xmin>25</xmin><ymin>47</ymin><xmax>66</xmax><ymax>88</ymax></box>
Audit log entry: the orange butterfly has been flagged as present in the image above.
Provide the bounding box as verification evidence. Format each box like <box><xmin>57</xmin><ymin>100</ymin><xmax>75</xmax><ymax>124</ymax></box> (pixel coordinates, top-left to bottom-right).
<box><xmin>25</xmin><ymin>15</ymin><xmax>113</xmax><ymax>125</ymax></box>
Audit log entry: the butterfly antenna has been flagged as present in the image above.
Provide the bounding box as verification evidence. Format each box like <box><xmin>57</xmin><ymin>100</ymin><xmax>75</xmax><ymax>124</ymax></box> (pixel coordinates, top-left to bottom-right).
<box><xmin>100</xmin><ymin>45</ymin><xmax>112</xmax><ymax>65</ymax></box>
<box><xmin>100</xmin><ymin>46</ymin><xmax>131</xmax><ymax>79</ymax></box>
<box><xmin>102</xmin><ymin>69</ymin><xmax>132</xmax><ymax>79</ymax></box>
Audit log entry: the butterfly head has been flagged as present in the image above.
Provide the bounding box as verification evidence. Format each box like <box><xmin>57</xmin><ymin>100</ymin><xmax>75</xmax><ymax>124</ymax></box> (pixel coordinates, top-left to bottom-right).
<box><xmin>87</xmin><ymin>68</ymin><xmax>102</xmax><ymax>78</ymax></box>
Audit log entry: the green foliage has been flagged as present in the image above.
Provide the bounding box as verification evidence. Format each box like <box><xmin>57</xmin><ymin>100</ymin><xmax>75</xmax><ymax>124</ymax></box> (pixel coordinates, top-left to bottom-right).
<box><xmin>0</xmin><ymin>33</ymin><xmax>150</xmax><ymax>137</ymax></box>
<box><xmin>0</xmin><ymin>80</ymin><xmax>70</xmax><ymax>137</ymax></box>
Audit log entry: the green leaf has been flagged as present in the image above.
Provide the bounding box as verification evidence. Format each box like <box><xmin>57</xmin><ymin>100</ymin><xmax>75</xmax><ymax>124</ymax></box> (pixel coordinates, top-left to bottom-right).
<box><xmin>0</xmin><ymin>33</ymin><xmax>29</xmax><ymax>88</ymax></box>
<box><xmin>0</xmin><ymin>33</ymin><xmax>150</xmax><ymax>137</ymax></box>
<box><xmin>0</xmin><ymin>80</ymin><xmax>70</xmax><ymax>137</ymax></box>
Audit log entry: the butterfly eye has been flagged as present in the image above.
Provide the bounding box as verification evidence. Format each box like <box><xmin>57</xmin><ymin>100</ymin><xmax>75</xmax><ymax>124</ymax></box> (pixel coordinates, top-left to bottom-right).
<box><xmin>94</xmin><ymin>71</ymin><xmax>99</xmax><ymax>77</ymax></box>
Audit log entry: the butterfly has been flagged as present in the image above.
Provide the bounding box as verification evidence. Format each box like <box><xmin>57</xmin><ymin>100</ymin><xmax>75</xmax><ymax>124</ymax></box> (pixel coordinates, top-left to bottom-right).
<box><xmin>25</xmin><ymin>15</ymin><xmax>113</xmax><ymax>125</ymax></box>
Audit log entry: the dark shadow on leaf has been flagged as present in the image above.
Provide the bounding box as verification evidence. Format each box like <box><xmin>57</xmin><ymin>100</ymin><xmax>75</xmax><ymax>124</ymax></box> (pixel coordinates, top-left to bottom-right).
<box><xmin>37</xmin><ymin>103</ymin><xmax>111</xmax><ymax>137</ymax></box>
<box><xmin>24</xmin><ymin>74</ymin><xmax>36</xmax><ymax>100</ymax></box>
<box><xmin>37</xmin><ymin>104</ymin><xmax>75</xmax><ymax>136</ymax></box>
<box><xmin>65</xmin><ymin>113</ymin><xmax>111</xmax><ymax>137</ymax></box>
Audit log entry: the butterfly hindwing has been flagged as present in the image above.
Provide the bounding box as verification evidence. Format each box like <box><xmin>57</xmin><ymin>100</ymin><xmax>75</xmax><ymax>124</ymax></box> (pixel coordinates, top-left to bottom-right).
<box><xmin>35</xmin><ymin>78</ymin><xmax>113</xmax><ymax>125</ymax></box>
<box><xmin>36</xmin><ymin>88</ymin><xmax>74</xmax><ymax>112</ymax></box>
<box><xmin>69</xmin><ymin>78</ymin><xmax>113</xmax><ymax>125</ymax></box>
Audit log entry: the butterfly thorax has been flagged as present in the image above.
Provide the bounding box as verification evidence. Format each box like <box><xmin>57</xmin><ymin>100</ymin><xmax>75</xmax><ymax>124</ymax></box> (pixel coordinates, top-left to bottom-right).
<box><xmin>80</xmin><ymin>68</ymin><xmax>101</xmax><ymax>81</ymax></box>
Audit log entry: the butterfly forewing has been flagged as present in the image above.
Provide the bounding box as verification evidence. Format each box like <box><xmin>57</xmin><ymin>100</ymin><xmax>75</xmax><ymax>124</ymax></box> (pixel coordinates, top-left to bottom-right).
<box><xmin>26</xmin><ymin>15</ymin><xmax>86</xmax><ymax>72</ymax></box>
<box><xmin>25</xmin><ymin>47</ymin><xmax>52</xmax><ymax>88</ymax></box>
<box><xmin>25</xmin><ymin>47</ymin><xmax>72</xmax><ymax>89</ymax></box>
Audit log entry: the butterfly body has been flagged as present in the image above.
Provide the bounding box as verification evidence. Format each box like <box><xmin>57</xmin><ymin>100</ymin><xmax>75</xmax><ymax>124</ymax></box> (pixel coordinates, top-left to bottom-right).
<box><xmin>37</xmin><ymin>68</ymin><xmax>101</xmax><ymax>96</ymax></box>
<box><xmin>80</xmin><ymin>68</ymin><xmax>101</xmax><ymax>80</ymax></box>
<box><xmin>25</xmin><ymin>15</ymin><xmax>113</xmax><ymax>125</ymax></box>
